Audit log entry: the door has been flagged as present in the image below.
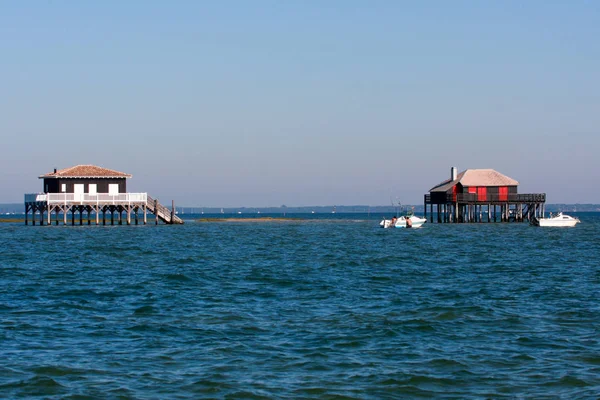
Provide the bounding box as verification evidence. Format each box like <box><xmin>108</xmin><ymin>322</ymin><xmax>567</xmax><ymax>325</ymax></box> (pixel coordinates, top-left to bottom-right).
<box><xmin>499</xmin><ymin>186</ymin><xmax>508</xmax><ymax>202</ymax></box>
<box><xmin>108</xmin><ymin>184</ymin><xmax>119</xmax><ymax>195</ymax></box>
<box><xmin>74</xmin><ymin>184</ymin><xmax>84</xmax><ymax>201</ymax></box>
<box><xmin>477</xmin><ymin>187</ymin><xmax>487</xmax><ymax>202</ymax></box>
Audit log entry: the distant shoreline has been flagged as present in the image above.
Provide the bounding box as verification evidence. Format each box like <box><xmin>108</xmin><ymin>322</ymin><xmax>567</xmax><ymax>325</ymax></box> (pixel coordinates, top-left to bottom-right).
<box><xmin>2</xmin><ymin>203</ymin><xmax>599</xmax><ymax>215</ymax></box>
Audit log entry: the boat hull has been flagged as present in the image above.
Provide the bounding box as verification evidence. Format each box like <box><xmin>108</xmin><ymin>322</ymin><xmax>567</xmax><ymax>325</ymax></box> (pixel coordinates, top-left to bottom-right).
<box><xmin>532</xmin><ymin>213</ymin><xmax>580</xmax><ymax>227</ymax></box>
<box><xmin>535</xmin><ymin>219</ymin><xmax>579</xmax><ymax>227</ymax></box>
<box><xmin>395</xmin><ymin>216</ymin><xmax>426</xmax><ymax>228</ymax></box>
<box><xmin>380</xmin><ymin>216</ymin><xmax>426</xmax><ymax>228</ymax></box>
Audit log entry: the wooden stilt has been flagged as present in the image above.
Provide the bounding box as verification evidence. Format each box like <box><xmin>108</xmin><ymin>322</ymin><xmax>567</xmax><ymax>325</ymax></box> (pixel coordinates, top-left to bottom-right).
<box><xmin>171</xmin><ymin>200</ymin><xmax>175</xmax><ymax>225</ymax></box>
<box><xmin>155</xmin><ymin>199</ymin><xmax>159</xmax><ymax>225</ymax></box>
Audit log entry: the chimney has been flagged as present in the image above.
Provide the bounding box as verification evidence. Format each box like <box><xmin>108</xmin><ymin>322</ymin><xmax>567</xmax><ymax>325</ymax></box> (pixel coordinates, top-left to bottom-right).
<box><xmin>54</xmin><ymin>168</ymin><xmax>57</xmax><ymax>173</ymax></box>
<box><xmin>451</xmin><ymin>167</ymin><xmax>457</xmax><ymax>181</ymax></box>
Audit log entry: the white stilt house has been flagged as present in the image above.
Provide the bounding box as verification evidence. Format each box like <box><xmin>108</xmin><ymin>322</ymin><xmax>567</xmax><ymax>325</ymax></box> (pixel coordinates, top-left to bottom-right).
<box><xmin>24</xmin><ymin>165</ymin><xmax>183</xmax><ymax>225</ymax></box>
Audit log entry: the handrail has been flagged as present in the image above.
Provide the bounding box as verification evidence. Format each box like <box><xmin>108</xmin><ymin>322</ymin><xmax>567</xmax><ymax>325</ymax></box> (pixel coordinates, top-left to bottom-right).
<box><xmin>425</xmin><ymin>193</ymin><xmax>546</xmax><ymax>204</ymax></box>
<box><xmin>146</xmin><ymin>195</ymin><xmax>183</xmax><ymax>224</ymax></box>
<box><xmin>25</xmin><ymin>193</ymin><xmax>148</xmax><ymax>204</ymax></box>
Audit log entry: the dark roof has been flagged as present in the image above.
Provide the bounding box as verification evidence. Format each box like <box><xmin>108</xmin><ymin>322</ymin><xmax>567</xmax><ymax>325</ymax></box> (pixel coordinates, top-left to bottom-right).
<box><xmin>430</xmin><ymin>169</ymin><xmax>519</xmax><ymax>192</ymax></box>
<box><xmin>39</xmin><ymin>165</ymin><xmax>132</xmax><ymax>179</ymax></box>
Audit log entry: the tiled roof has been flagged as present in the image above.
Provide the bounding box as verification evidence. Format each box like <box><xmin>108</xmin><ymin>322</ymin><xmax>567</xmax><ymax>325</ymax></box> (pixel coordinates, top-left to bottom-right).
<box><xmin>39</xmin><ymin>165</ymin><xmax>132</xmax><ymax>179</ymax></box>
<box><xmin>430</xmin><ymin>169</ymin><xmax>518</xmax><ymax>192</ymax></box>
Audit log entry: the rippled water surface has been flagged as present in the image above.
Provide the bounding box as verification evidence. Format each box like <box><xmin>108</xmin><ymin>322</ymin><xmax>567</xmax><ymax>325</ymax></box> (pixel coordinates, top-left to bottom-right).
<box><xmin>2</xmin><ymin>213</ymin><xmax>600</xmax><ymax>398</ymax></box>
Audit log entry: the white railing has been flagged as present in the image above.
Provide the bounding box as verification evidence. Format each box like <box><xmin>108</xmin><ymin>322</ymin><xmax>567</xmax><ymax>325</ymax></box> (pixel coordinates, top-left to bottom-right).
<box><xmin>25</xmin><ymin>193</ymin><xmax>148</xmax><ymax>204</ymax></box>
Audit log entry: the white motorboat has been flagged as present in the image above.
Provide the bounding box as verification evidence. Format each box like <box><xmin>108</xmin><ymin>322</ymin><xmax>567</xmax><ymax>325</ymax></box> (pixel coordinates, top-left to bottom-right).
<box><xmin>380</xmin><ymin>219</ymin><xmax>393</xmax><ymax>228</ymax></box>
<box><xmin>531</xmin><ymin>212</ymin><xmax>580</xmax><ymax>227</ymax></box>
<box><xmin>380</xmin><ymin>214</ymin><xmax>427</xmax><ymax>229</ymax></box>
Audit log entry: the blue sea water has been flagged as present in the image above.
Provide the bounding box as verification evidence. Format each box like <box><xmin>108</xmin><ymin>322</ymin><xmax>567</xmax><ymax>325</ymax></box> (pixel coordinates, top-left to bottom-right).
<box><xmin>1</xmin><ymin>213</ymin><xmax>600</xmax><ymax>398</ymax></box>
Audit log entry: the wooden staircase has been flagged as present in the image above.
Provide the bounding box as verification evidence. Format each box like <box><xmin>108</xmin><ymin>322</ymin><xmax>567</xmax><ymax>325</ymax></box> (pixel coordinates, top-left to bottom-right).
<box><xmin>146</xmin><ymin>195</ymin><xmax>184</xmax><ymax>224</ymax></box>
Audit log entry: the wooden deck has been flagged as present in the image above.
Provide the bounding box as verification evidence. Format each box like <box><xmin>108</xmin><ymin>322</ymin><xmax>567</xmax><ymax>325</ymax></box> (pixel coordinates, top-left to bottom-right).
<box><xmin>24</xmin><ymin>193</ymin><xmax>183</xmax><ymax>225</ymax></box>
<box><xmin>424</xmin><ymin>193</ymin><xmax>546</xmax><ymax>223</ymax></box>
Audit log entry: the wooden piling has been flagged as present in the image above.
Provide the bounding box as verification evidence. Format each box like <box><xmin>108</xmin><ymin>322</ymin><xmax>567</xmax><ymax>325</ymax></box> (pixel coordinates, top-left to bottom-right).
<box><xmin>155</xmin><ymin>199</ymin><xmax>159</xmax><ymax>225</ymax></box>
<box><xmin>171</xmin><ymin>200</ymin><xmax>175</xmax><ymax>224</ymax></box>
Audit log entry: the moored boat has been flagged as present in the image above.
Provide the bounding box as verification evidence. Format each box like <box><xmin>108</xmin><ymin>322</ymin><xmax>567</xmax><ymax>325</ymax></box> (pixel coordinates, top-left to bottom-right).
<box><xmin>380</xmin><ymin>212</ymin><xmax>427</xmax><ymax>229</ymax></box>
<box><xmin>531</xmin><ymin>212</ymin><xmax>580</xmax><ymax>227</ymax></box>
<box><xmin>395</xmin><ymin>214</ymin><xmax>427</xmax><ymax>228</ymax></box>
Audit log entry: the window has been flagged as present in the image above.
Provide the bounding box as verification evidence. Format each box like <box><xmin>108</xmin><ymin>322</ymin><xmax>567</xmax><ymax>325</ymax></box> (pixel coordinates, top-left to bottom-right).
<box><xmin>61</xmin><ymin>184</ymin><xmax>66</xmax><ymax>192</ymax></box>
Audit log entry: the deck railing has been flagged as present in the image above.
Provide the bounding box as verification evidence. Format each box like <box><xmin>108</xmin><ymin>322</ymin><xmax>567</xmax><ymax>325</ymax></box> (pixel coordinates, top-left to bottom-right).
<box><xmin>425</xmin><ymin>193</ymin><xmax>546</xmax><ymax>204</ymax></box>
<box><xmin>25</xmin><ymin>193</ymin><xmax>148</xmax><ymax>205</ymax></box>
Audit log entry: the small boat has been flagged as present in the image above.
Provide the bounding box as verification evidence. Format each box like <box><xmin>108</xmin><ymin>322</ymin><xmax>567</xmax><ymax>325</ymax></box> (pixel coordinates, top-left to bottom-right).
<box><xmin>531</xmin><ymin>212</ymin><xmax>580</xmax><ymax>227</ymax></box>
<box><xmin>380</xmin><ymin>212</ymin><xmax>427</xmax><ymax>229</ymax></box>
<box><xmin>380</xmin><ymin>219</ymin><xmax>393</xmax><ymax>228</ymax></box>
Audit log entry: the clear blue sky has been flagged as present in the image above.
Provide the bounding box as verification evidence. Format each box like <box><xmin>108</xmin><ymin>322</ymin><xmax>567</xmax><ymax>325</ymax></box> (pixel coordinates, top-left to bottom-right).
<box><xmin>1</xmin><ymin>1</ymin><xmax>598</xmax><ymax>206</ymax></box>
